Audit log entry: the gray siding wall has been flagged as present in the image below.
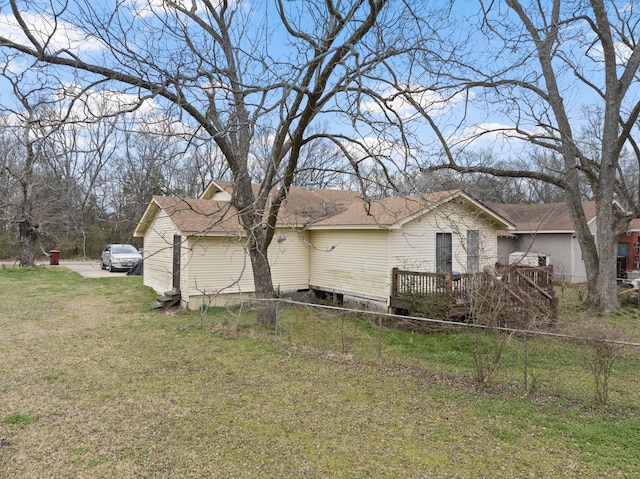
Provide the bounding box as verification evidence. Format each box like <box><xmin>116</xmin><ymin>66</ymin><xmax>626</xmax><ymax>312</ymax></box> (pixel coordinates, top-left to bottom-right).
<box><xmin>512</xmin><ymin>232</ymin><xmax>585</xmax><ymax>282</ymax></box>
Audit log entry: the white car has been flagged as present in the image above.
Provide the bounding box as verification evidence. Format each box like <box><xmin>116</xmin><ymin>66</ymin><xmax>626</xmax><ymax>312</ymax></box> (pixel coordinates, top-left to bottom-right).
<box><xmin>101</xmin><ymin>244</ymin><xmax>142</xmax><ymax>272</ymax></box>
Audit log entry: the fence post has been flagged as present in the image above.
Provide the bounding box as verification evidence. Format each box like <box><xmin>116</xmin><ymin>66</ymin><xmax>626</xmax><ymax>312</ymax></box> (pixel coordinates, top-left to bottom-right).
<box><xmin>391</xmin><ymin>268</ymin><xmax>398</xmax><ymax>297</ymax></box>
<box><xmin>551</xmin><ymin>297</ymin><xmax>559</xmax><ymax>322</ymax></box>
<box><xmin>378</xmin><ymin>313</ymin><xmax>383</xmax><ymax>364</ymax></box>
<box><xmin>523</xmin><ymin>333</ymin><xmax>528</xmax><ymax>392</ymax></box>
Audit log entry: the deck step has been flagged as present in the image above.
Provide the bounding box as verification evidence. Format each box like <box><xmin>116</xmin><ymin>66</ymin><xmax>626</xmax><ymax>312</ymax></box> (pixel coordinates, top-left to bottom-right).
<box><xmin>157</xmin><ymin>295</ymin><xmax>178</xmax><ymax>302</ymax></box>
<box><xmin>152</xmin><ymin>291</ymin><xmax>181</xmax><ymax>309</ymax></box>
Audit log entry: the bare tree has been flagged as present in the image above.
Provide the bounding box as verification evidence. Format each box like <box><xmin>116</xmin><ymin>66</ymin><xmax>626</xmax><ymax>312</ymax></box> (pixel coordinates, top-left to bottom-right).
<box><xmin>404</xmin><ymin>0</ymin><xmax>640</xmax><ymax>313</ymax></box>
<box><xmin>0</xmin><ymin>72</ymin><xmax>63</xmax><ymax>266</ymax></box>
<box><xmin>0</xmin><ymin>69</ymin><xmax>137</xmax><ymax>260</ymax></box>
<box><xmin>177</xmin><ymin>139</ymin><xmax>231</xmax><ymax>198</ymax></box>
<box><xmin>292</xmin><ymin>136</ymin><xmax>354</xmax><ymax>189</ymax></box>
<box><xmin>36</xmin><ymin>91</ymin><xmax>125</xmax><ymax>256</ymax></box>
<box><xmin>398</xmin><ymin>150</ymin><xmax>566</xmax><ymax>204</ymax></box>
<box><xmin>0</xmin><ymin>0</ymin><xmax>420</xmax><ymax>324</ymax></box>
<box><xmin>250</xmin><ymin>126</ymin><xmax>353</xmax><ymax>190</ymax></box>
<box><xmin>0</xmin><ymin>125</ymin><xmax>25</xmax><ymax>261</ymax></box>
<box><xmin>102</xmin><ymin>115</ymin><xmax>190</xmax><ymax>238</ymax></box>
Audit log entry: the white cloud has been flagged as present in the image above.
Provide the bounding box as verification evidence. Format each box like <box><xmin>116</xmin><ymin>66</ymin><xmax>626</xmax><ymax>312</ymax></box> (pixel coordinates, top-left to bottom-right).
<box><xmin>575</xmin><ymin>17</ymin><xmax>634</xmax><ymax>68</ymax></box>
<box><xmin>0</xmin><ymin>12</ymin><xmax>105</xmax><ymax>53</ymax></box>
<box><xmin>360</xmin><ymin>83</ymin><xmax>471</xmax><ymax>120</ymax></box>
<box><xmin>451</xmin><ymin>122</ymin><xmax>553</xmax><ymax>150</ymax></box>
<box><xmin>124</xmin><ymin>0</ymin><xmax>247</xmax><ymax>19</ymax></box>
<box><xmin>125</xmin><ymin>0</ymin><xmax>171</xmax><ymax>19</ymax></box>
<box><xmin>0</xmin><ymin>55</ymin><xmax>30</xmax><ymax>76</ymax></box>
<box><xmin>451</xmin><ymin>123</ymin><xmax>510</xmax><ymax>149</ymax></box>
<box><xmin>50</xmin><ymin>83</ymin><xmax>160</xmax><ymax>119</ymax></box>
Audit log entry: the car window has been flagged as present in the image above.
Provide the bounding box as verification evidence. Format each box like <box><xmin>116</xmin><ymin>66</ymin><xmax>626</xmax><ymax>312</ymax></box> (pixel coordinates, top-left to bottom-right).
<box><xmin>112</xmin><ymin>245</ymin><xmax>138</xmax><ymax>254</ymax></box>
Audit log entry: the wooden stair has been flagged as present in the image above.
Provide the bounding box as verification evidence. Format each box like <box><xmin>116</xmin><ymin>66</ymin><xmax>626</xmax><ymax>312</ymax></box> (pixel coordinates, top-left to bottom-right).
<box><xmin>152</xmin><ymin>289</ymin><xmax>181</xmax><ymax>309</ymax></box>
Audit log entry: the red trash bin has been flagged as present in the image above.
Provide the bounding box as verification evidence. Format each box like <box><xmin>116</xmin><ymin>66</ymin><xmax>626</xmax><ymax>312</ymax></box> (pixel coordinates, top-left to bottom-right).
<box><xmin>49</xmin><ymin>250</ymin><xmax>60</xmax><ymax>265</ymax></box>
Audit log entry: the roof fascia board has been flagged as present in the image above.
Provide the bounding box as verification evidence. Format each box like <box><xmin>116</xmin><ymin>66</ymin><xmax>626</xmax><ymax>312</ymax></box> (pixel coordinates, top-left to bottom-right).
<box><xmin>133</xmin><ymin>199</ymin><xmax>161</xmax><ymax>237</ymax></box>
<box><xmin>307</xmin><ymin>224</ymin><xmax>395</xmax><ymax>231</ymax></box>
<box><xmin>394</xmin><ymin>191</ymin><xmax>515</xmax><ymax>230</ymax></box>
<box><xmin>512</xmin><ymin>229</ymin><xmax>574</xmax><ymax>234</ymax></box>
<box><xmin>184</xmin><ymin>225</ymin><xmax>306</xmax><ymax>237</ymax></box>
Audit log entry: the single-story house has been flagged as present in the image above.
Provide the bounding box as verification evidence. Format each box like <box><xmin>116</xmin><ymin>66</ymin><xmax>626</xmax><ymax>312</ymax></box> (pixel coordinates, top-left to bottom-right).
<box><xmin>488</xmin><ymin>201</ymin><xmax>640</xmax><ymax>283</ymax></box>
<box><xmin>134</xmin><ymin>181</ymin><xmax>514</xmax><ymax>311</ymax></box>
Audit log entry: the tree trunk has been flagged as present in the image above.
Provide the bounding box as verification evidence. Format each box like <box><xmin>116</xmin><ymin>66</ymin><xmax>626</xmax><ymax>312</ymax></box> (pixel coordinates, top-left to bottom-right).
<box><xmin>567</xmin><ymin>189</ymin><xmax>621</xmax><ymax>314</ymax></box>
<box><xmin>588</xmin><ymin>207</ymin><xmax>620</xmax><ymax>313</ymax></box>
<box><xmin>18</xmin><ymin>219</ymin><xmax>38</xmax><ymax>267</ymax></box>
<box><xmin>234</xmin><ymin>176</ymin><xmax>278</xmax><ymax>327</ymax></box>
<box><xmin>248</xmin><ymin>239</ymin><xmax>277</xmax><ymax>327</ymax></box>
<box><xmin>19</xmin><ymin>127</ymin><xmax>38</xmax><ymax>268</ymax></box>
<box><xmin>587</xmin><ymin>132</ymin><xmax>624</xmax><ymax>313</ymax></box>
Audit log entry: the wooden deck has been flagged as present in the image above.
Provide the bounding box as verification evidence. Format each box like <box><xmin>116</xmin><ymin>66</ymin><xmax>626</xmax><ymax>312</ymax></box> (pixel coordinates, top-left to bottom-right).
<box><xmin>390</xmin><ymin>265</ymin><xmax>558</xmax><ymax>323</ymax></box>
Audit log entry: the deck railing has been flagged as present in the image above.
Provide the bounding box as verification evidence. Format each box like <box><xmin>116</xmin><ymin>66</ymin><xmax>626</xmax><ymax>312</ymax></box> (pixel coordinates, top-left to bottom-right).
<box><xmin>390</xmin><ymin>264</ymin><xmax>558</xmax><ymax>320</ymax></box>
<box><xmin>390</xmin><ymin>269</ymin><xmax>473</xmax><ymax>300</ymax></box>
<box><xmin>495</xmin><ymin>263</ymin><xmax>555</xmax><ymax>290</ymax></box>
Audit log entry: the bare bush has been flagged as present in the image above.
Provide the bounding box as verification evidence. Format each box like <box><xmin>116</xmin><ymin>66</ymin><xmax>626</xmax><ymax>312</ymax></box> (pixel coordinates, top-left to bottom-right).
<box><xmin>467</xmin><ymin>274</ymin><xmax>512</xmax><ymax>387</ymax></box>
<box><xmin>572</xmin><ymin>319</ymin><xmax>625</xmax><ymax>406</ymax></box>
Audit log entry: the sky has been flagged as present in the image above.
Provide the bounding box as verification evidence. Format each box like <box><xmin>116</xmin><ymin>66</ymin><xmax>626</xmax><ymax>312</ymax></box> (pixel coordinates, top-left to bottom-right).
<box><xmin>0</xmin><ymin>0</ymin><xmax>638</xmax><ymax>177</ymax></box>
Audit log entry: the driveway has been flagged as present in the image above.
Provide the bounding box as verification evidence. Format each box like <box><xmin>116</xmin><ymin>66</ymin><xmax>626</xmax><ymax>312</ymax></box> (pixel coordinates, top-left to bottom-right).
<box><xmin>0</xmin><ymin>259</ymin><xmax>129</xmax><ymax>278</ymax></box>
<box><xmin>61</xmin><ymin>260</ymin><xmax>129</xmax><ymax>278</ymax></box>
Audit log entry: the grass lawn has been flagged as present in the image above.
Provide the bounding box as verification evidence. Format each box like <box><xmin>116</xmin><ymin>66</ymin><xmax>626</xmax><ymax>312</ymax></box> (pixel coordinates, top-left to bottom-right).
<box><xmin>1</xmin><ymin>267</ymin><xmax>639</xmax><ymax>478</ymax></box>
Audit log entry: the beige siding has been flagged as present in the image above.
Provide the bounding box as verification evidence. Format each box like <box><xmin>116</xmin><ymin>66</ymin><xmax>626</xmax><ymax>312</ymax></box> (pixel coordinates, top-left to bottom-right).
<box><xmin>144</xmin><ymin>197</ymin><xmax>504</xmax><ymax>310</ymax></box>
<box><xmin>210</xmin><ymin>191</ymin><xmax>231</xmax><ymax>201</ymax></box>
<box><xmin>183</xmin><ymin>228</ymin><xmax>310</xmax><ymax>308</ymax></box>
<box><xmin>142</xmin><ymin>209</ymin><xmax>181</xmax><ymax>294</ymax></box>
<box><xmin>390</xmin><ymin>203</ymin><xmax>499</xmax><ymax>273</ymax></box>
<box><xmin>308</xmin><ymin>229</ymin><xmax>390</xmax><ymax>301</ymax></box>
<box><xmin>185</xmin><ymin>235</ymin><xmax>255</xmax><ymax>296</ymax></box>
<box><xmin>269</xmin><ymin>230</ymin><xmax>311</xmax><ymax>293</ymax></box>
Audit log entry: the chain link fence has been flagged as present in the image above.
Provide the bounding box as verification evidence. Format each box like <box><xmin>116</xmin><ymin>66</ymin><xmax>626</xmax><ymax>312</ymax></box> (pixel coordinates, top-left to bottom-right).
<box><xmin>200</xmin><ymin>294</ymin><xmax>640</xmax><ymax>409</ymax></box>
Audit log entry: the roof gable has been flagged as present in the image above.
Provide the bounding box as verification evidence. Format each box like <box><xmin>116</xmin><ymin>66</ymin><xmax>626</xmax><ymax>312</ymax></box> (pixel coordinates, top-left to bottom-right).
<box><xmin>199</xmin><ymin>180</ymin><xmax>233</xmax><ymax>201</ymax></box>
<box><xmin>134</xmin><ymin>200</ymin><xmax>161</xmax><ymax>237</ymax></box>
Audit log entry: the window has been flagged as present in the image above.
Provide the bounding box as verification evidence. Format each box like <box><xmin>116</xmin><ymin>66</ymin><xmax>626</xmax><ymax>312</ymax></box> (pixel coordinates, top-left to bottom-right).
<box><xmin>618</xmin><ymin>242</ymin><xmax>630</xmax><ymax>258</ymax></box>
<box><xmin>467</xmin><ymin>230</ymin><xmax>479</xmax><ymax>273</ymax></box>
<box><xmin>112</xmin><ymin>245</ymin><xmax>138</xmax><ymax>254</ymax></box>
<box><xmin>436</xmin><ymin>232</ymin><xmax>452</xmax><ymax>274</ymax></box>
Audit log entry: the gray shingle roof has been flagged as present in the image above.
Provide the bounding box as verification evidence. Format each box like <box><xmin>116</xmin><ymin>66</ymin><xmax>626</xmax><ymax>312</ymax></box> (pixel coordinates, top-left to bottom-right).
<box><xmin>487</xmin><ymin>201</ymin><xmax>596</xmax><ymax>233</ymax></box>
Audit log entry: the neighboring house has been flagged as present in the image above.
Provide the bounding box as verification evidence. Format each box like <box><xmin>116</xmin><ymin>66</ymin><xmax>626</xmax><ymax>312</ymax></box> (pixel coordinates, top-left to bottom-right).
<box><xmin>488</xmin><ymin>201</ymin><xmax>640</xmax><ymax>283</ymax></box>
<box><xmin>134</xmin><ymin>181</ymin><xmax>513</xmax><ymax>312</ymax></box>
